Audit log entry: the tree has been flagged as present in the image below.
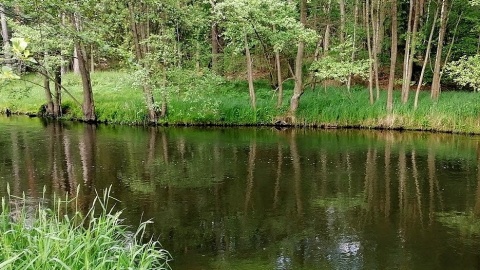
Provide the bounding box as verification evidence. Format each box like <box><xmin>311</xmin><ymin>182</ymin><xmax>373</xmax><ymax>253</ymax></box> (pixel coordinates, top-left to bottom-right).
<box><xmin>216</xmin><ymin>0</ymin><xmax>303</xmax><ymax>112</ymax></box>
<box><xmin>386</xmin><ymin>0</ymin><xmax>398</xmax><ymax>114</ymax></box>
<box><xmin>310</xmin><ymin>40</ymin><xmax>370</xmax><ymax>91</ymax></box>
<box><xmin>401</xmin><ymin>0</ymin><xmax>422</xmax><ymax>104</ymax></box>
<box><xmin>445</xmin><ymin>54</ymin><xmax>480</xmax><ymax>91</ymax></box>
<box><xmin>0</xmin><ymin>3</ymin><xmax>8</xmax><ymax>53</ymax></box>
<box><xmin>289</xmin><ymin>0</ymin><xmax>307</xmax><ymax>116</ymax></box>
<box><xmin>431</xmin><ymin>0</ymin><xmax>449</xmax><ymax>100</ymax></box>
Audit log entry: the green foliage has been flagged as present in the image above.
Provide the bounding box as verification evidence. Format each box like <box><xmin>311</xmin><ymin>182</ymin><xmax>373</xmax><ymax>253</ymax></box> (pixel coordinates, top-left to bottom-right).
<box><xmin>310</xmin><ymin>40</ymin><xmax>370</xmax><ymax>84</ymax></box>
<box><xmin>445</xmin><ymin>54</ymin><xmax>480</xmax><ymax>91</ymax></box>
<box><xmin>215</xmin><ymin>0</ymin><xmax>315</xmax><ymax>53</ymax></box>
<box><xmin>0</xmin><ymin>186</ymin><xmax>171</xmax><ymax>269</ymax></box>
<box><xmin>0</xmin><ymin>66</ymin><xmax>20</xmax><ymax>80</ymax></box>
<box><xmin>4</xmin><ymin>71</ymin><xmax>480</xmax><ymax>134</ymax></box>
<box><xmin>0</xmin><ymin>38</ymin><xmax>36</xmax><ymax>80</ymax></box>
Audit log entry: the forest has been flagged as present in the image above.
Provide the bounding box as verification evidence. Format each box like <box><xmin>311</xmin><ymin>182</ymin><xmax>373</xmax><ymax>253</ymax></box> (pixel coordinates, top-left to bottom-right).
<box><xmin>1</xmin><ymin>0</ymin><xmax>480</xmax><ymax>131</ymax></box>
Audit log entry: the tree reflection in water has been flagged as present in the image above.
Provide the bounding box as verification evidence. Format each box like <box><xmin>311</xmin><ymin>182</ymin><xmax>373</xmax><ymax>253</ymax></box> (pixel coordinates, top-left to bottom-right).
<box><xmin>1</xmin><ymin>117</ymin><xmax>480</xmax><ymax>269</ymax></box>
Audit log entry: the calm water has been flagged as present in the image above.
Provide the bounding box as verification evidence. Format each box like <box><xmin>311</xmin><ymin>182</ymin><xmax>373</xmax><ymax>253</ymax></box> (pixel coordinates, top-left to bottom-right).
<box><xmin>1</xmin><ymin>116</ymin><xmax>480</xmax><ymax>269</ymax></box>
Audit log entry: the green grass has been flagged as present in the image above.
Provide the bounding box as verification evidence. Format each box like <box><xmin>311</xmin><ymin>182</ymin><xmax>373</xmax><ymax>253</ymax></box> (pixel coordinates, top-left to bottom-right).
<box><xmin>2</xmin><ymin>71</ymin><xmax>480</xmax><ymax>134</ymax></box>
<box><xmin>0</xmin><ymin>186</ymin><xmax>171</xmax><ymax>270</ymax></box>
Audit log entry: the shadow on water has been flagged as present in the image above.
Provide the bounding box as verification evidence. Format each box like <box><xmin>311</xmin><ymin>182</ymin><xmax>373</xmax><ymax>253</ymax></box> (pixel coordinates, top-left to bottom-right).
<box><xmin>2</xmin><ymin>116</ymin><xmax>480</xmax><ymax>269</ymax></box>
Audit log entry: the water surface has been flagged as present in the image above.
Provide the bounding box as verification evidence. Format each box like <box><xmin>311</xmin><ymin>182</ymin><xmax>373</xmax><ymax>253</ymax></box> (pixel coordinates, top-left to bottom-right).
<box><xmin>1</xmin><ymin>116</ymin><xmax>480</xmax><ymax>269</ymax></box>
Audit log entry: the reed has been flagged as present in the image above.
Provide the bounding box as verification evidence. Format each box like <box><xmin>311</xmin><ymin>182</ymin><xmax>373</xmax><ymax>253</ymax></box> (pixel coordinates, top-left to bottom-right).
<box><xmin>0</xmin><ymin>186</ymin><xmax>171</xmax><ymax>270</ymax></box>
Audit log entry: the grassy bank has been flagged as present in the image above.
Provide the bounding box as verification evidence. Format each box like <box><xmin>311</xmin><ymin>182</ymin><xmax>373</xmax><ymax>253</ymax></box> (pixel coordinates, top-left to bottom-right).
<box><xmin>0</xmin><ymin>187</ymin><xmax>171</xmax><ymax>269</ymax></box>
<box><xmin>1</xmin><ymin>71</ymin><xmax>480</xmax><ymax>134</ymax></box>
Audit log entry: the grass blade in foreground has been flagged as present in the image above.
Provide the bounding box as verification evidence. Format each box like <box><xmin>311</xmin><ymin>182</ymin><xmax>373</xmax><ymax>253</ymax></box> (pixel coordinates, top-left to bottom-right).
<box><xmin>0</xmin><ymin>187</ymin><xmax>171</xmax><ymax>270</ymax></box>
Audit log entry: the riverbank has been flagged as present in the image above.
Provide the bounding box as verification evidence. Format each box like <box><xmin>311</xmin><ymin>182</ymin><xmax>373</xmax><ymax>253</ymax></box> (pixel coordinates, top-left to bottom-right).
<box><xmin>1</xmin><ymin>71</ymin><xmax>480</xmax><ymax>134</ymax></box>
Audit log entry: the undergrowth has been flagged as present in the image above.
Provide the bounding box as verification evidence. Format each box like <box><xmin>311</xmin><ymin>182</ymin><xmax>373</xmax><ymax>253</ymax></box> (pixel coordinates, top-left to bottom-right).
<box><xmin>0</xmin><ymin>185</ymin><xmax>171</xmax><ymax>270</ymax></box>
<box><xmin>2</xmin><ymin>71</ymin><xmax>480</xmax><ymax>134</ymax></box>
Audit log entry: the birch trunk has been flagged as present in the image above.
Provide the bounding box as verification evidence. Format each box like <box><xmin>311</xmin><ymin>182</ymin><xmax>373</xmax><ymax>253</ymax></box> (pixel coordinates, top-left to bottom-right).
<box><xmin>387</xmin><ymin>0</ymin><xmax>398</xmax><ymax>114</ymax></box>
<box><xmin>245</xmin><ymin>35</ymin><xmax>256</xmax><ymax>111</ymax></box>
<box><xmin>431</xmin><ymin>0</ymin><xmax>448</xmax><ymax>100</ymax></box>
<box><xmin>0</xmin><ymin>3</ymin><xmax>8</xmax><ymax>50</ymax></box>
<box><xmin>289</xmin><ymin>0</ymin><xmax>307</xmax><ymax>115</ymax></box>
<box><xmin>414</xmin><ymin>6</ymin><xmax>439</xmax><ymax>109</ymax></box>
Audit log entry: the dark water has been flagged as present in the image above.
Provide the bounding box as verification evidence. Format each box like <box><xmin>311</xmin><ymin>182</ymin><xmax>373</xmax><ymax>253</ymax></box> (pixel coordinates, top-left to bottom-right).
<box><xmin>1</xmin><ymin>116</ymin><xmax>480</xmax><ymax>269</ymax></box>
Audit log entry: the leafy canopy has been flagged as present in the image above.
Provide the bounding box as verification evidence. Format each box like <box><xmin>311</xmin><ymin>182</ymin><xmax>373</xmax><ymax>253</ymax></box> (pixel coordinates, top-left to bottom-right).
<box><xmin>445</xmin><ymin>54</ymin><xmax>480</xmax><ymax>91</ymax></box>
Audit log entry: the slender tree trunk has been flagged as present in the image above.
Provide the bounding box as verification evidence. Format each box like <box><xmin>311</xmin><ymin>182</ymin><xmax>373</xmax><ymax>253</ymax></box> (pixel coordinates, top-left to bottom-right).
<box><xmin>441</xmin><ymin>11</ymin><xmax>463</xmax><ymax>79</ymax></box>
<box><xmin>73</xmin><ymin>47</ymin><xmax>80</xmax><ymax>74</ymax></box>
<box><xmin>70</xmin><ymin>11</ymin><xmax>95</xmax><ymax>122</ymax></box>
<box><xmin>195</xmin><ymin>35</ymin><xmax>201</xmax><ymax>72</ymax></box>
<box><xmin>387</xmin><ymin>0</ymin><xmax>398</xmax><ymax>114</ymax></box>
<box><xmin>160</xmin><ymin>64</ymin><xmax>168</xmax><ymax>118</ymax></box>
<box><xmin>365</xmin><ymin>0</ymin><xmax>374</xmax><ymax>104</ymax></box>
<box><xmin>402</xmin><ymin>0</ymin><xmax>421</xmax><ymax>104</ymax></box>
<box><xmin>74</xmin><ymin>40</ymin><xmax>95</xmax><ymax>122</ymax></box>
<box><xmin>211</xmin><ymin>22</ymin><xmax>219</xmax><ymax>73</ymax></box>
<box><xmin>477</xmin><ymin>34</ymin><xmax>480</xmax><ymax>54</ymax></box>
<box><xmin>339</xmin><ymin>0</ymin><xmax>346</xmax><ymax>43</ymax></box>
<box><xmin>0</xmin><ymin>2</ymin><xmax>9</xmax><ymax>64</ymax></box>
<box><xmin>245</xmin><ymin>35</ymin><xmax>256</xmax><ymax>111</ymax></box>
<box><xmin>43</xmin><ymin>74</ymin><xmax>55</xmax><ymax>116</ymax></box>
<box><xmin>415</xmin><ymin>6</ymin><xmax>439</xmax><ymax>110</ymax></box>
<box><xmin>90</xmin><ymin>45</ymin><xmax>94</xmax><ymax>73</ymax></box>
<box><xmin>275</xmin><ymin>49</ymin><xmax>283</xmax><ymax>108</ymax></box>
<box><xmin>431</xmin><ymin>0</ymin><xmax>448</xmax><ymax>100</ymax></box>
<box><xmin>0</xmin><ymin>3</ymin><xmax>8</xmax><ymax>53</ymax></box>
<box><xmin>401</xmin><ymin>0</ymin><xmax>414</xmax><ymax>103</ymax></box>
<box><xmin>289</xmin><ymin>0</ymin><xmax>307</xmax><ymax>116</ymax></box>
<box><xmin>372</xmin><ymin>0</ymin><xmax>380</xmax><ymax>100</ymax></box>
<box><xmin>127</xmin><ymin>2</ymin><xmax>142</xmax><ymax>60</ymax></box>
<box><xmin>323</xmin><ymin>0</ymin><xmax>332</xmax><ymax>54</ymax></box>
<box><xmin>348</xmin><ymin>0</ymin><xmax>360</xmax><ymax>91</ymax></box>
<box><xmin>54</xmin><ymin>66</ymin><xmax>62</xmax><ymax>117</ymax></box>
<box><xmin>377</xmin><ymin>1</ymin><xmax>386</xmax><ymax>54</ymax></box>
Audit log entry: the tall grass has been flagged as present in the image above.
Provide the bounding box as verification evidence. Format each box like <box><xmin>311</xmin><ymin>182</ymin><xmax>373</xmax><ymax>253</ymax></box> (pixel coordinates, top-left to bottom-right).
<box><xmin>2</xmin><ymin>71</ymin><xmax>480</xmax><ymax>133</ymax></box>
<box><xmin>0</xmin><ymin>186</ymin><xmax>171</xmax><ymax>270</ymax></box>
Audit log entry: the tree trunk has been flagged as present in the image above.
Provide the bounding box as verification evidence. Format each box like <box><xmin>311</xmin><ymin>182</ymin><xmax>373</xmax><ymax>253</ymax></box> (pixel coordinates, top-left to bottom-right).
<box><xmin>0</xmin><ymin>3</ymin><xmax>8</xmax><ymax>49</ymax></box>
<box><xmin>387</xmin><ymin>0</ymin><xmax>398</xmax><ymax>114</ymax></box>
<box><xmin>372</xmin><ymin>0</ymin><xmax>380</xmax><ymax>100</ymax></box>
<box><xmin>323</xmin><ymin>0</ymin><xmax>332</xmax><ymax>54</ymax></box>
<box><xmin>431</xmin><ymin>0</ymin><xmax>448</xmax><ymax>100</ymax></box>
<box><xmin>414</xmin><ymin>5</ymin><xmax>439</xmax><ymax>110</ymax></box>
<box><xmin>43</xmin><ymin>74</ymin><xmax>55</xmax><ymax>117</ymax></box>
<box><xmin>245</xmin><ymin>35</ymin><xmax>256</xmax><ymax>111</ymax></box>
<box><xmin>339</xmin><ymin>0</ymin><xmax>346</xmax><ymax>43</ymax></box>
<box><xmin>348</xmin><ymin>0</ymin><xmax>360</xmax><ymax>91</ymax></box>
<box><xmin>442</xmin><ymin>11</ymin><xmax>463</xmax><ymax>80</ymax></box>
<box><xmin>211</xmin><ymin>22</ymin><xmax>219</xmax><ymax>73</ymax></box>
<box><xmin>160</xmin><ymin>64</ymin><xmax>168</xmax><ymax>118</ymax></box>
<box><xmin>74</xmin><ymin>40</ymin><xmax>96</xmax><ymax>122</ymax></box>
<box><xmin>143</xmin><ymin>83</ymin><xmax>158</xmax><ymax>124</ymax></box>
<box><xmin>54</xmin><ymin>66</ymin><xmax>62</xmax><ymax>117</ymax></box>
<box><xmin>73</xmin><ymin>47</ymin><xmax>80</xmax><ymax>74</ymax></box>
<box><xmin>275</xmin><ymin>50</ymin><xmax>283</xmax><ymax>108</ymax></box>
<box><xmin>401</xmin><ymin>0</ymin><xmax>414</xmax><ymax>103</ymax></box>
<box><xmin>90</xmin><ymin>45</ymin><xmax>94</xmax><ymax>73</ymax></box>
<box><xmin>365</xmin><ymin>0</ymin><xmax>374</xmax><ymax>104</ymax></box>
<box><xmin>289</xmin><ymin>0</ymin><xmax>307</xmax><ymax>116</ymax></box>
<box><xmin>401</xmin><ymin>0</ymin><xmax>421</xmax><ymax>104</ymax></box>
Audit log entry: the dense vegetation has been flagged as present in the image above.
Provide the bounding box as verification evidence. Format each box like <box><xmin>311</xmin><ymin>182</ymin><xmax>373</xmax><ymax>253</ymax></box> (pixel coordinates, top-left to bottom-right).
<box><xmin>3</xmin><ymin>71</ymin><xmax>480</xmax><ymax>134</ymax></box>
<box><xmin>0</xmin><ymin>0</ymin><xmax>480</xmax><ymax>131</ymax></box>
<box><xmin>0</xmin><ymin>186</ymin><xmax>171</xmax><ymax>269</ymax></box>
